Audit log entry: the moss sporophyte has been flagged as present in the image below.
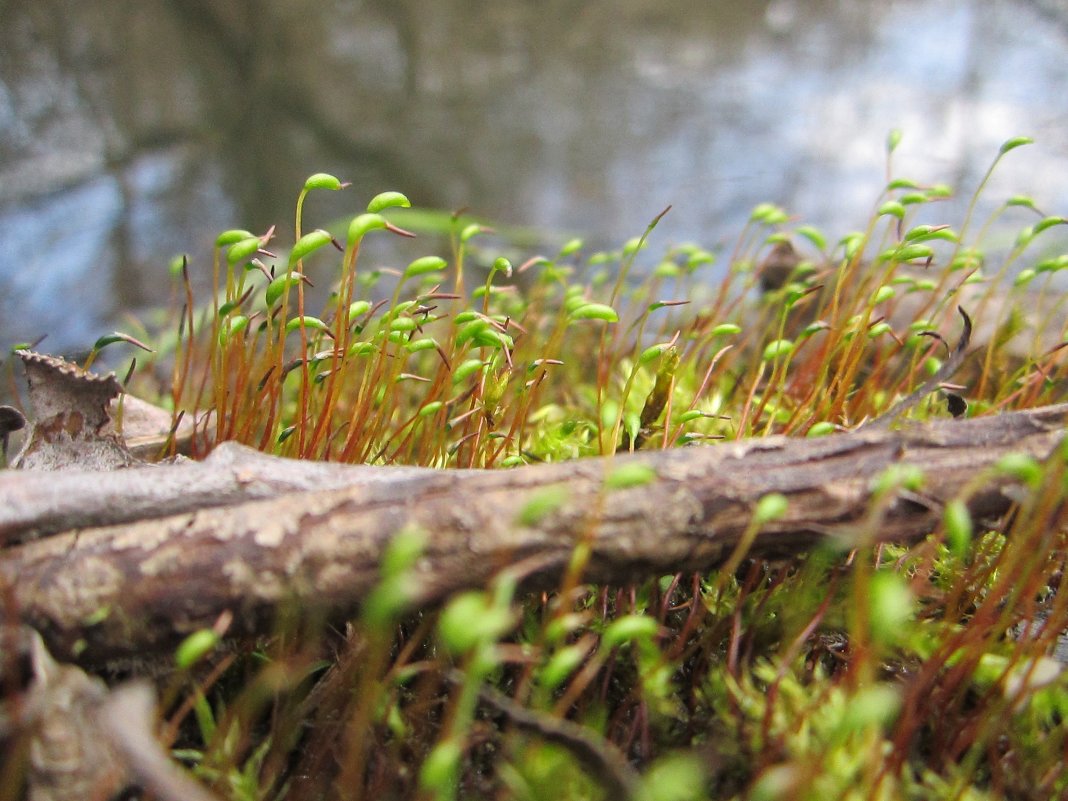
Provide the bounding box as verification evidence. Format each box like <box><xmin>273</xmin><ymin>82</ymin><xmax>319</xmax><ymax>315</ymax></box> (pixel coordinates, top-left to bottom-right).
<box><xmin>12</xmin><ymin>138</ymin><xmax>1068</xmax><ymax>800</ymax></box>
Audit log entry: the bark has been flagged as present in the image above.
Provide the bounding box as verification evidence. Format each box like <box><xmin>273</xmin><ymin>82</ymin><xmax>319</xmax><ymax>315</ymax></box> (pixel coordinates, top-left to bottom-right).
<box><xmin>0</xmin><ymin>442</ymin><xmax>467</xmax><ymax>544</ymax></box>
<box><xmin>2</xmin><ymin>403</ymin><xmax>1065</xmax><ymax>667</ymax></box>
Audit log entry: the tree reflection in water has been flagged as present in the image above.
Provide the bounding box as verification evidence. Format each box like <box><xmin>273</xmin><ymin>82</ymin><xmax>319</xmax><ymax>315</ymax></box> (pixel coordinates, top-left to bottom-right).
<box><xmin>0</xmin><ymin>0</ymin><xmax>1065</xmax><ymax>352</ymax></box>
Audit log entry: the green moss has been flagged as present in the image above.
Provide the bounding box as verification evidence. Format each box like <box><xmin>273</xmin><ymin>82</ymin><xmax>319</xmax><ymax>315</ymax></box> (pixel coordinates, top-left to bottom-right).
<box><xmin>74</xmin><ymin>146</ymin><xmax>1068</xmax><ymax>800</ymax></box>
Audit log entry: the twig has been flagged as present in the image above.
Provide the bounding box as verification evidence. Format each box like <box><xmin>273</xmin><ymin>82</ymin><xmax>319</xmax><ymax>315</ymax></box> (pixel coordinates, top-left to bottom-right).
<box><xmin>447</xmin><ymin>669</ymin><xmax>642</xmax><ymax>800</ymax></box>
<box><xmin>863</xmin><ymin>306</ymin><xmax>973</xmax><ymax>429</ymax></box>
<box><xmin>2</xmin><ymin>402</ymin><xmax>1064</xmax><ymax>667</ymax></box>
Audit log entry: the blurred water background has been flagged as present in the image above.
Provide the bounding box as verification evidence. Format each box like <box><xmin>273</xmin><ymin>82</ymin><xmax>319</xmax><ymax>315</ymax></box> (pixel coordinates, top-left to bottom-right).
<box><xmin>1</xmin><ymin>0</ymin><xmax>1067</xmax><ymax>354</ymax></box>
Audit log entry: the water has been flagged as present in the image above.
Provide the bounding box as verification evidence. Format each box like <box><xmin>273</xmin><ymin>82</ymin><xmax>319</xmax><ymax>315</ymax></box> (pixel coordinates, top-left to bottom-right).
<box><xmin>1</xmin><ymin>0</ymin><xmax>1067</xmax><ymax>354</ymax></box>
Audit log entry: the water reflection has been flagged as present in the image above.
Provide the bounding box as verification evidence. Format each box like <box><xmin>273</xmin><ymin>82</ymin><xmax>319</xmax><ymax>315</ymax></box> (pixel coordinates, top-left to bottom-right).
<box><xmin>1</xmin><ymin>0</ymin><xmax>1066</xmax><ymax>353</ymax></box>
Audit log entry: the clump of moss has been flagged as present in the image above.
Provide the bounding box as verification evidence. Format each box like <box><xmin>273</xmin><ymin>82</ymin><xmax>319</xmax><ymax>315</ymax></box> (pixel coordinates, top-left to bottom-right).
<box><xmin>44</xmin><ymin>137</ymin><xmax>1068</xmax><ymax>800</ymax></box>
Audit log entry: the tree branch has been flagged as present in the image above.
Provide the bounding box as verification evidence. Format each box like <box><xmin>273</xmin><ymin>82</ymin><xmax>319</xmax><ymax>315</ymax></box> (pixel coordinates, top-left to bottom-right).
<box><xmin>2</xmin><ymin>404</ymin><xmax>1065</xmax><ymax>667</ymax></box>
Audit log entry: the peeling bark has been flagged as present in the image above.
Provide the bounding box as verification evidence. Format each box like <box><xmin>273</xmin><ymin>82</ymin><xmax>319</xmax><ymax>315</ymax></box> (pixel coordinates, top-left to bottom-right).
<box><xmin>2</xmin><ymin>403</ymin><xmax>1064</xmax><ymax>667</ymax></box>
<box><xmin>0</xmin><ymin>442</ymin><xmax>467</xmax><ymax>544</ymax></box>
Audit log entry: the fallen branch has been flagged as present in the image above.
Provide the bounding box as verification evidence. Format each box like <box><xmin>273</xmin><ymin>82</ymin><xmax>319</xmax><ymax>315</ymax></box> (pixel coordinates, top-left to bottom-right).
<box><xmin>0</xmin><ymin>442</ymin><xmax>464</xmax><ymax>544</ymax></box>
<box><xmin>2</xmin><ymin>403</ymin><xmax>1065</xmax><ymax>667</ymax></box>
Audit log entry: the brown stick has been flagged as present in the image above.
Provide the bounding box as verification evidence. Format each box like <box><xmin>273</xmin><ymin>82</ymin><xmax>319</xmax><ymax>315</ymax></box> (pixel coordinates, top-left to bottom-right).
<box><xmin>0</xmin><ymin>442</ymin><xmax>467</xmax><ymax>544</ymax></box>
<box><xmin>2</xmin><ymin>404</ymin><xmax>1065</xmax><ymax>666</ymax></box>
